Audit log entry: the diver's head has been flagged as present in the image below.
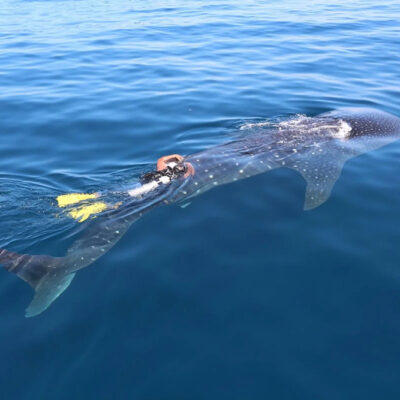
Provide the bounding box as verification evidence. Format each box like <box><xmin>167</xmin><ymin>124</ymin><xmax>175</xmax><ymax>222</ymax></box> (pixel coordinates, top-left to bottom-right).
<box><xmin>156</xmin><ymin>154</ymin><xmax>195</xmax><ymax>178</ymax></box>
<box><xmin>140</xmin><ymin>154</ymin><xmax>195</xmax><ymax>185</ymax></box>
<box><xmin>156</xmin><ymin>154</ymin><xmax>184</xmax><ymax>170</ymax></box>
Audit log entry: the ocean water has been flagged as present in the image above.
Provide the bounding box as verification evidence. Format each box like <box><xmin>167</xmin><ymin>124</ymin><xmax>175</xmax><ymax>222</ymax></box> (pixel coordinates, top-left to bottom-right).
<box><xmin>1</xmin><ymin>0</ymin><xmax>400</xmax><ymax>398</ymax></box>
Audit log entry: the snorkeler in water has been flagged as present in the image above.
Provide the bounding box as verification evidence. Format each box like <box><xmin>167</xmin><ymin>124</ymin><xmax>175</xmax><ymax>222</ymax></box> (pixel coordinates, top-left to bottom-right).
<box><xmin>56</xmin><ymin>154</ymin><xmax>195</xmax><ymax>222</ymax></box>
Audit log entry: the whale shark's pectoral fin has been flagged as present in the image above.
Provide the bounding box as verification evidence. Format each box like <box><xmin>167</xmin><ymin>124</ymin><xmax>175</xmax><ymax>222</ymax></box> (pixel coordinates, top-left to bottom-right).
<box><xmin>303</xmin><ymin>175</ymin><xmax>339</xmax><ymax>210</ymax></box>
<box><xmin>290</xmin><ymin>155</ymin><xmax>347</xmax><ymax>210</ymax></box>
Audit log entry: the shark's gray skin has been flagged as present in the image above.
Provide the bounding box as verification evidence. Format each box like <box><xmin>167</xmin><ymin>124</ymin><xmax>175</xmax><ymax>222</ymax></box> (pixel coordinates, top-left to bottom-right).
<box><xmin>1</xmin><ymin>107</ymin><xmax>400</xmax><ymax>317</ymax></box>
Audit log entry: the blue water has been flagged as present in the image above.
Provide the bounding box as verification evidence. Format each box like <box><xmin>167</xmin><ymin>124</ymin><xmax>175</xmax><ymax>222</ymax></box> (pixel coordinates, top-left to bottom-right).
<box><xmin>1</xmin><ymin>0</ymin><xmax>400</xmax><ymax>398</ymax></box>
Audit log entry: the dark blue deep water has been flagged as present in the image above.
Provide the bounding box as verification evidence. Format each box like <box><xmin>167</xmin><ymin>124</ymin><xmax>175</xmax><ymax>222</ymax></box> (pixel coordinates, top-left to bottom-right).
<box><xmin>1</xmin><ymin>0</ymin><xmax>400</xmax><ymax>398</ymax></box>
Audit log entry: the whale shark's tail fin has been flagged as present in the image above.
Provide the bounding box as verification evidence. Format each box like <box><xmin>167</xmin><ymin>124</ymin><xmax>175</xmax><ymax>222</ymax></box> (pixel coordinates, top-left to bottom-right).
<box><xmin>0</xmin><ymin>249</ymin><xmax>74</xmax><ymax>317</ymax></box>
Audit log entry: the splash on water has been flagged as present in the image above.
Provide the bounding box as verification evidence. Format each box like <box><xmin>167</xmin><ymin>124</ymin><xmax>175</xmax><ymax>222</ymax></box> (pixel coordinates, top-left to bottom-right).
<box><xmin>239</xmin><ymin>114</ymin><xmax>352</xmax><ymax>140</ymax></box>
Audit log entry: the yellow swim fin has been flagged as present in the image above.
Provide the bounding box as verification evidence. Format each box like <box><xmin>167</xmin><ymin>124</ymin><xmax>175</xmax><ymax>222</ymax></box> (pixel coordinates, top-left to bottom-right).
<box><xmin>68</xmin><ymin>202</ymin><xmax>108</xmax><ymax>223</ymax></box>
<box><xmin>57</xmin><ymin>192</ymin><xmax>99</xmax><ymax>208</ymax></box>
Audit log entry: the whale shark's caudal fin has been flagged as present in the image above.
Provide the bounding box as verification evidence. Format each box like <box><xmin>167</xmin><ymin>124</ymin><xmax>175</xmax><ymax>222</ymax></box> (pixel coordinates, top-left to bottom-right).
<box><xmin>0</xmin><ymin>249</ymin><xmax>74</xmax><ymax>317</ymax></box>
<box><xmin>26</xmin><ymin>272</ymin><xmax>75</xmax><ymax>317</ymax></box>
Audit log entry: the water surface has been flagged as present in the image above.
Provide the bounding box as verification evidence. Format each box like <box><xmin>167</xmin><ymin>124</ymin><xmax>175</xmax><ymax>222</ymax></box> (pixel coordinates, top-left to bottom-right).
<box><xmin>1</xmin><ymin>0</ymin><xmax>400</xmax><ymax>399</ymax></box>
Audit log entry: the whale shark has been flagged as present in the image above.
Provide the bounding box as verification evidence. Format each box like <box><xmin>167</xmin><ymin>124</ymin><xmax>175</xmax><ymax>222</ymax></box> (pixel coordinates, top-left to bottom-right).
<box><xmin>1</xmin><ymin>107</ymin><xmax>400</xmax><ymax>317</ymax></box>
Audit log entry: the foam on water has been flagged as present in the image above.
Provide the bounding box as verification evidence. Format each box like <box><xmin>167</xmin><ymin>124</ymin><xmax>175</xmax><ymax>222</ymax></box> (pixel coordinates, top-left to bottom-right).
<box><xmin>240</xmin><ymin>114</ymin><xmax>353</xmax><ymax>141</ymax></box>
